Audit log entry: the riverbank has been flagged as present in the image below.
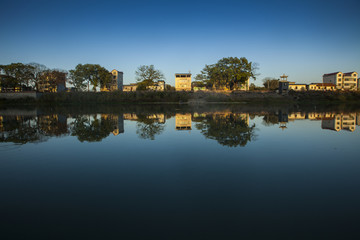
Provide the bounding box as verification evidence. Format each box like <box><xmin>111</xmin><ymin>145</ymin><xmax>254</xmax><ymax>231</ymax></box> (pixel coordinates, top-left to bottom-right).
<box><xmin>1</xmin><ymin>90</ymin><xmax>360</xmax><ymax>106</ymax></box>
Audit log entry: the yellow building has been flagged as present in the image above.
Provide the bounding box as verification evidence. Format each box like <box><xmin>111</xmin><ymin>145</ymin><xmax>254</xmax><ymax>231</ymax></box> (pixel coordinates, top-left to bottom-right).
<box><xmin>123</xmin><ymin>80</ymin><xmax>165</xmax><ymax>92</ymax></box>
<box><xmin>101</xmin><ymin>69</ymin><xmax>123</xmax><ymax>92</ymax></box>
<box><xmin>147</xmin><ymin>80</ymin><xmax>166</xmax><ymax>91</ymax></box>
<box><xmin>323</xmin><ymin>72</ymin><xmax>358</xmax><ymax>90</ymax></box>
<box><xmin>175</xmin><ymin>114</ymin><xmax>192</xmax><ymax>130</ymax></box>
<box><xmin>123</xmin><ymin>84</ymin><xmax>138</xmax><ymax>92</ymax></box>
<box><xmin>288</xmin><ymin>83</ymin><xmax>307</xmax><ymax>91</ymax></box>
<box><xmin>308</xmin><ymin>83</ymin><xmax>336</xmax><ymax>91</ymax></box>
<box><xmin>175</xmin><ymin>73</ymin><xmax>192</xmax><ymax>91</ymax></box>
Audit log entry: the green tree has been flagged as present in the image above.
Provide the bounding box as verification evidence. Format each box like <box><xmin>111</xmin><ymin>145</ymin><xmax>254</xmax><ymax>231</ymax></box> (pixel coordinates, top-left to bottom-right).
<box><xmin>69</xmin><ymin>64</ymin><xmax>112</xmax><ymax>92</ymax></box>
<box><xmin>196</xmin><ymin>57</ymin><xmax>258</xmax><ymax>90</ymax></box>
<box><xmin>135</xmin><ymin>65</ymin><xmax>164</xmax><ymax>90</ymax></box>
<box><xmin>262</xmin><ymin>77</ymin><xmax>279</xmax><ymax>90</ymax></box>
<box><xmin>0</xmin><ymin>63</ymin><xmax>35</xmax><ymax>90</ymax></box>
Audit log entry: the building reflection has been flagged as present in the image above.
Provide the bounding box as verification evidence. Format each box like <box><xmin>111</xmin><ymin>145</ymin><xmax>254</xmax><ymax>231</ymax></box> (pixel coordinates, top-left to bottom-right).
<box><xmin>175</xmin><ymin>114</ymin><xmax>192</xmax><ymax>130</ymax></box>
<box><xmin>1</xmin><ymin>110</ymin><xmax>359</xmax><ymax>146</ymax></box>
<box><xmin>101</xmin><ymin>114</ymin><xmax>124</xmax><ymax>135</ymax></box>
<box><xmin>272</xmin><ymin>111</ymin><xmax>359</xmax><ymax>132</ymax></box>
<box><xmin>321</xmin><ymin>113</ymin><xmax>356</xmax><ymax>132</ymax></box>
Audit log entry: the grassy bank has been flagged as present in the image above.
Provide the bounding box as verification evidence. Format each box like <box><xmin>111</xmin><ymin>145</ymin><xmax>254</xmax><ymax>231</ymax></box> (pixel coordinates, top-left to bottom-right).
<box><xmin>1</xmin><ymin>90</ymin><xmax>360</xmax><ymax>106</ymax></box>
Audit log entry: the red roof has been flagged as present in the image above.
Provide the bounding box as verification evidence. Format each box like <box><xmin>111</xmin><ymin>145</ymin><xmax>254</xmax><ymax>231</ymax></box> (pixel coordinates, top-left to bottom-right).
<box><xmin>343</xmin><ymin>72</ymin><xmax>356</xmax><ymax>76</ymax></box>
<box><xmin>323</xmin><ymin>72</ymin><xmax>341</xmax><ymax>77</ymax></box>
<box><xmin>310</xmin><ymin>83</ymin><xmax>336</xmax><ymax>87</ymax></box>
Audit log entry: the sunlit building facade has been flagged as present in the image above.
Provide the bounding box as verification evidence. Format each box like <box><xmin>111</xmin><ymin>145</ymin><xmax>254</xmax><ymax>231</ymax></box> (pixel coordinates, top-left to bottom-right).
<box><xmin>175</xmin><ymin>73</ymin><xmax>192</xmax><ymax>91</ymax></box>
<box><xmin>323</xmin><ymin>72</ymin><xmax>358</xmax><ymax>90</ymax></box>
<box><xmin>288</xmin><ymin>83</ymin><xmax>307</xmax><ymax>91</ymax></box>
<box><xmin>101</xmin><ymin>69</ymin><xmax>123</xmax><ymax>92</ymax></box>
<box><xmin>308</xmin><ymin>83</ymin><xmax>336</xmax><ymax>91</ymax></box>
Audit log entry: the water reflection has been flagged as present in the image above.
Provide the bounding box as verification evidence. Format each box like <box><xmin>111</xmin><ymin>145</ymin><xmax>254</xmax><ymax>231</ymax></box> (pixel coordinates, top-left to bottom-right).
<box><xmin>175</xmin><ymin>113</ymin><xmax>192</xmax><ymax>130</ymax></box>
<box><xmin>194</xmin><ymin>113</ymin><xmax>255</xmax><ymax>147</ymax></box>
<box><xmin>1</xmin><ymin>109</ymin><xmax>360</xmax><ymax>146</ymax></box>
<box><xmin>273</xmin><ymin>111</ymin><xmax>359</xmax><ymax>132</ymax></box>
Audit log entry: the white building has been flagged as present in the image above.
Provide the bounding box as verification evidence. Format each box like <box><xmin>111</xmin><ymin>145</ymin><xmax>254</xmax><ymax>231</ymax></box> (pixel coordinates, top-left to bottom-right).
<box><xmin>323</xmin><ymin>72</ymin><xmax>358</xmax><ymax>90</ymax></box>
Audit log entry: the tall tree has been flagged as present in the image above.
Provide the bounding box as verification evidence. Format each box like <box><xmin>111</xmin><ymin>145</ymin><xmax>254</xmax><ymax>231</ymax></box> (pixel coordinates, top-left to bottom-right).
<box><xmin>196</xmin><ymin>57</ymin><xmax>258</xmax><ymax>90</ymax></box>
<box><xmin>262</xmin><ymin>77</ymin><xmax>279</xmax><ymax>90</ymax></box>
<box><xmin>135</xmin><ymin>65</ymin><xmax>164</xmax><ymax>90</ymax></box>
<box><xmin>0</xmin><ymin>63</ymin><xmax>35</xmax><ymax>90</ymax></box>
<box><xmin>69</xmin><ymin>64</ymin><xmax>112</xmax><ymax>92</ymax></box>
<box><xmin>28</xmin><ymin>62</ymin><xmax>48</xmax><ymax>90</ymax></box>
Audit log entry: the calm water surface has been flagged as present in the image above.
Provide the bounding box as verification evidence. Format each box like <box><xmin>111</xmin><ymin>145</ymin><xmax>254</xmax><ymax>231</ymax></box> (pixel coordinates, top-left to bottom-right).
<box><xmin>1</xmin><ymin>105</ymin><xmax>360</xmax><ymax>239</ymax></box>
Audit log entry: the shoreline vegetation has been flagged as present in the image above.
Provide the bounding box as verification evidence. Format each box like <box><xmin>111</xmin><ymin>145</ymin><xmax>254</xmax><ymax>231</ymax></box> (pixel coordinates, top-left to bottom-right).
<box><xmin>1</xmin><ymin>90</ymin><xmax>360</xmax><ymax>107</ymax></box>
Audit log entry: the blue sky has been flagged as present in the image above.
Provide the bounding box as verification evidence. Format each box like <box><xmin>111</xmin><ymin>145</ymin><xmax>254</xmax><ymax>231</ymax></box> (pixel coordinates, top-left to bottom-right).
<box><xmin>1</xmin><ymin>0</ymin><xmax>359</xmax><ymax>86</ymax></box>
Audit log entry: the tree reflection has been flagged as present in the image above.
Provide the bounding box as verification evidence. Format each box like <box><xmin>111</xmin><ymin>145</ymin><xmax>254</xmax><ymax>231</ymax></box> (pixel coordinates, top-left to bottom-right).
<box><xmin>262</xmin><ymin>113</ymin><xmax>279</xmax><ymax>126</ymax></box>
<box><xmin>71</xmin><ymin>115</ymin><xmax>115</xmax><ymax>142</ymax></box>
<box><xmin>0</xmin><ymin>116</ymin><xmax>46</xmax><ymax>144</ymax></box>
<box><xmin>135</xmin><ymin>114</ymin><xmax>165</xmax><ymax>140</ymax></box>
<box><xmin>195</xmin><ymin>113</ymin><xmax>256</xmax><ymax>147</ymax></box>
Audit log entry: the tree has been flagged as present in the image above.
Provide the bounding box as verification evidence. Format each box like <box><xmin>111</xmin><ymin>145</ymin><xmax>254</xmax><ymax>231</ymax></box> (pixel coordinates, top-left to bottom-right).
<box><xmin>69</xmin><ymin>64</ymin><xmax>112</xmax><ymax>92</ymax></box>
<box><xmin>135</xmin><ymin>65</ymin><xmax>164</xmax><ymax>90</ymax></box>
<box><xmin>249</xmin><ymin>83</ymin><xmax>256</xmax><ymax>91</ymax></box>
<box><xmin>262</xmin><ymin>77</ymin><xmax>279</xmax><ymax>90</ymax></box>
<box><xmin>0</xmin><ymin>63</ymin><xmax>35</xmax><ymax>90</ymax></box>
<box><xmin>28</xmin><ymin>62</ymin><xmax>48</xmax><ymax>90</ymax></box>
<box><xmin>196</xmin><ymin>57</ymin><xmax>258</xmax><ymax>90</ymax></box>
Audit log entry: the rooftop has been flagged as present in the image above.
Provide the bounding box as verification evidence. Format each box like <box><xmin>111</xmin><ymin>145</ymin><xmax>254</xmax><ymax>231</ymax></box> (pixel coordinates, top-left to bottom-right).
<box><xmin>343</xmin><ymin>72</ymin><xmax>357</xmax><ymax>76</ymax></box>
<box><xmin>323</xmin><ymin>72</ymin><xmax>341</xmax><ymax>77</ymax></box>
<box><xmin>310</xmin><ymin>83</ymin><xmax>336</xmax><ymax>86</ymax></box>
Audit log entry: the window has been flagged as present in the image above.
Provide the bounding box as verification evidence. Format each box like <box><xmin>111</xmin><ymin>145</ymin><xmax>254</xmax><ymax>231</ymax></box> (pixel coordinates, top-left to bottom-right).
<box><xmin>176</xmin><ymin>75</ymin><xmax>180</xmax><ymax>78</ymax></box>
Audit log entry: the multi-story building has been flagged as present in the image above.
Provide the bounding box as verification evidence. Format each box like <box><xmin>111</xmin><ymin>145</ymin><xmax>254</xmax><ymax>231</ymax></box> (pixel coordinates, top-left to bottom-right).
<box><xmin>323</xmin><ymin>72</ymin><xmax>358</xmax><ymax>90</ymax></box>
<box><xmin>175</xmin><ymin>73</ymin><xmax>192</xmax><ymax>91</ymax></box>
<box><xmin>101</xmin><ymin>69</ymin><xmax>123</xmax><ymax>92</ymax></box>
<box><xmin>37</xmin><ymin>71</ymin><xmax>66</xmax><ymax>92</ymax></box>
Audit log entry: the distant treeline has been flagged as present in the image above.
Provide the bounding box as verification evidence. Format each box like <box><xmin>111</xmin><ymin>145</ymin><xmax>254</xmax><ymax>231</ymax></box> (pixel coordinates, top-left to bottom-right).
<box><xmin>0</xmin><ymin>56</ymin><xmax>259</xmax><ymax>92</ymax></box>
